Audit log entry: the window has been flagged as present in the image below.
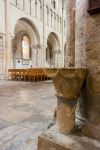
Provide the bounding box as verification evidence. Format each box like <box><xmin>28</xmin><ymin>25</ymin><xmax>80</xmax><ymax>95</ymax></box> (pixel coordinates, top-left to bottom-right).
<box><xmin>23</xmin><ymin>0</ymin><xmax>25</xmax><ymax>10</ymax></box>
<box><xmin>50</xmin><ymin>10</ymin><xmax>52</xmax><ymax>27</ymax></box>
<box><xmin>54</xmin><ymin>14</ymin><xmax>56</xmax><ymax>29</ymax></box>
<box><xmin>53</xmin><ymin>0</ymin><xmax>56</xmax><ymax>9</ymax></box>
<box><xmin>40</xmin><ymin>2</ymin><xmax>43</xmax><ymax>20</ymax></box>
<box><xmin>30</xmin><ymin>0</ymin><xmax>32</xmax><ymax>14</ymax></box>
<box><xmin>64</xmin><ymin>20</ymin><xmax>66</xmax><ymax>35</ymax></box>
<box><xmin>57</xmin><ymin>15</ymin><xmax>59</xmax><ymax>31</ymax></box>
<box><xmin>51</xmin><ymin>0</ymin><xmax>56</xmax><ymax>9</ymax></box>
<box><xmin>35</xmin><ymin>0</ymin><xmax>37</xmax><ymax>17</ymax></box>
<box><xmin>22</xmin><ymin>35</ymin><xmax>31</xmax><ymax>60</ymax></box>
<box><xmin>0</xmin><ymin>35</ymin><xmax>3</xmax><ymax>72</ymax></box>
<box><xmin>0</xmin><ymin>35</ymin><xmax>3</xmax><ymax>52</ymax></box>
<box><xmin>46</xmin><ymin>6</ymin><xmax>49</xmax><ymax>25</ymax></box>
<box><xmin>16</xmin><ymin>0</ymin><xmax>18</xmax><ymax>6</ymax></box>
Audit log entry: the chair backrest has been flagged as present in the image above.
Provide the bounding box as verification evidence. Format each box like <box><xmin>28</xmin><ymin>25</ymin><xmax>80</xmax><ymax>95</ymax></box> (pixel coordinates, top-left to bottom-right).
<box><xmin>8</xmin><ymin>68</ymin><xmax>47</xmax><ymax>78</ymax></box>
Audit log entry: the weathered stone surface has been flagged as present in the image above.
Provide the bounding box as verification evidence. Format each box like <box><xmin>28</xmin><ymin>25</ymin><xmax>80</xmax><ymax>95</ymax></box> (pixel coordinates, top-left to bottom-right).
<box><xmin>84</xmin><ymin>8</ymin><xmax>100</xmax><ymax>129</ymax></box>
<box><xmin>86</xmin><ymin>14</ymin><xmax>100</xmax><ymax>68</ymax></box>
<box><xmin>38</xmin><ymin>126</ymin><xmax>100</xmax><ymax>150</ymax></box>
<box><xmin>86</xmin><ymin>68</ymin><xmax>100</xmax><ymax>97</ymax></box>
<box><xmin>57</xmin><ymin>97</ymin><xmax>77</xmax><ymax>134</ymax></box>
<box><xmin>84</xmin><ymin>68</ymin><xmax>100</xmax><ymax>126</ymax></box>
<box><xmin>76</xmin><ymin>0</ymin><xmax>100</xmax><ymax>140</ymax></box>
<box><xmin>45</xmin><ymin>68</ymin><xmax>86</xmax><ymax>134</ymax></box>
<box><xmin>38</xmin><ymin>136</ymin><xmax>69</xmax><ymax>150</ymax></box>
<box><xmin>75</xmin><ymin>0</ymin><xmax>88</xmax><ymax>67</ymax></box>
<box><xmin>53</xmin><ymin>68</ymin><xmax>86</xmax><ymax>99</ymax></box>
<box><xmin>65</xmin><ymin>0</ymin><xmax>75</xmax><ymax>67</ymax></box>
<box><xmin>82</xmin><ymin>123</ymin><xmax>100</xmax><ymax>141</ymax></box>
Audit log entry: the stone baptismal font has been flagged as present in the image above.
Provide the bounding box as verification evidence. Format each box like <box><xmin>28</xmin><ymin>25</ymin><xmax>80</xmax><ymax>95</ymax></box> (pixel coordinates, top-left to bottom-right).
<box><xmin>44</xmin><ymin>68</ymin><xmax>86</xmax><ymax>134</ymax></box>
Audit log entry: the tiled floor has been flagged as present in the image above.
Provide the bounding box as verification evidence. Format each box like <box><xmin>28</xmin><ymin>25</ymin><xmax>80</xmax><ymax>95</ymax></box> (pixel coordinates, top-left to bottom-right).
<box><xmin>0</xmin><ymin>80</ymin><xmax>56</xmax><ymax>150</ymax></box>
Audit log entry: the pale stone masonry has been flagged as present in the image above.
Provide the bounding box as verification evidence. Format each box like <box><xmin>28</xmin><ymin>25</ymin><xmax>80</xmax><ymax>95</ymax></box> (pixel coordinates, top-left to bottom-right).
<box><xmin>0</xmin><ymin>0</ymin><xmax>67</xmax><ymax>79</ymax></box>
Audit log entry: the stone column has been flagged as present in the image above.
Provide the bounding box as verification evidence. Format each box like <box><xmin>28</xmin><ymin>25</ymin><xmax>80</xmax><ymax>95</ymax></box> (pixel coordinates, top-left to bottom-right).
<box><xmin>75</xmin><ymin>0</ymin><xmax>87</xmax><ymax>68</ymax></box>
<box><xmin>5</xmin><ymin>0</ymin><xmax>11</xmax><ymax>79</ymax></box>
<box><xmin>65</xmin><ymin>0</ymin><xmax>75</xmax><ymax>67</ymax></box>
<box><xmin>57</xmin><ymin>95</ymin><xmax>77</xmax><ymax>133</ymax></box>
<box><xmin>42</xmin><ymin>0</ymin><xmax>45</xmax><ymax>68</ymax></box>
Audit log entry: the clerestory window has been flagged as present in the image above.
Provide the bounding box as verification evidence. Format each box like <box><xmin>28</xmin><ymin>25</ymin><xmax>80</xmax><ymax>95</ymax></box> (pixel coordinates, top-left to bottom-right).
<box><xmin>51</xmin><ymin>0</ymin><xmax>56</xmax><ymax>9</ymax></box>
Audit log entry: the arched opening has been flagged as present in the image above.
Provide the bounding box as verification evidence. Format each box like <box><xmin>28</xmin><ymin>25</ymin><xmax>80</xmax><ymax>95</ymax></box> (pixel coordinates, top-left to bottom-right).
<box><xmin>22</xmin><ymin>34</ymin><xmax>31</xmax><ymax>60</ymax></box>
<box><xmin>12</xmin><ymin>18</ymin><xmax>40</xmax><ymax>69</ymax></box>
<box><xmin>46</xmin><ymin>32</ymin><xmax>60</xmax><ymax>67</ymax></box>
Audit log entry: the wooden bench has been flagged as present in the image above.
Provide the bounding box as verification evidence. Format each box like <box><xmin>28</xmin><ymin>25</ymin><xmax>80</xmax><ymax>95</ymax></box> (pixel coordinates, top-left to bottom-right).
<box><xmin>8</xmin><ymin>68</ymin><xmax>51</xmax><ymax>82</ymax></box>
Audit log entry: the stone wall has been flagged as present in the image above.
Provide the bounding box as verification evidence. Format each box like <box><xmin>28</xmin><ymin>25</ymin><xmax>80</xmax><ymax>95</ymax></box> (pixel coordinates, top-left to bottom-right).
<box><xmin>85</xmin><ymin>13</ymin><xmax>100</xmax><ymax>126</ymax></box>
<box><xmin>76</xmin><ymin>0</ymin><xmax>100</xmax><ymax>139</ymax></box>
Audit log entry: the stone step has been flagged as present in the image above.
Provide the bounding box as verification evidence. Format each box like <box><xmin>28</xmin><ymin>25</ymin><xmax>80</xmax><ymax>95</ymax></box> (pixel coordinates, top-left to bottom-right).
<box><xmin>38</xmin><ymin>125</ymin><xmax>100</xmax><ymax>150</ymax></box>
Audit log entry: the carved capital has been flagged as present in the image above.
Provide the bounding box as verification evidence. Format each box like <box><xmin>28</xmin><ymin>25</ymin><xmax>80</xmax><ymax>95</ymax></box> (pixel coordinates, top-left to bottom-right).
<box><xmin>53</xmin><ymin>68</ymin><xmax>86</xmax><ymax>100</ymax></box>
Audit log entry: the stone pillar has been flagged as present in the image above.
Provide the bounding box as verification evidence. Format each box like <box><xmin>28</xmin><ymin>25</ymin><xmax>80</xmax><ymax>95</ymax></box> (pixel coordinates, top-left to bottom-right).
<box><xmin>5</xmin><ymin>0</ymin><xmax>11</xmax><ymax>79</ymax></box>
<box><xmin>52</xmin><ymin>68</ymin><xmax>86</xmax><ymax>134</ymax></box>
<box><xmin>62</xmin><ymin>0</ymin><xmax>65</xmax><ymax>68</ymax></box>
<box><xmin>42</xmin><ymin>0</ymin><xmax>46</xmax><ymax>68</ymax></box>
<box><xmin>57</xmin><ymin>96</ymin><xmax>77</xmax><ymax>133</ymax></box>
<box><xmin>66</xmin><ymin>0</ymin><xmax>75</xmax><ymax>67</ymax></box>
<box><xmin>74</xmin><ymin>0</ymin><xmax>88</xmax><ymax>129</ymax></box>
<box><xmin>75</xmin><ymin>0</ymin><xmax>87</xmax><ymax>68</ymax></box>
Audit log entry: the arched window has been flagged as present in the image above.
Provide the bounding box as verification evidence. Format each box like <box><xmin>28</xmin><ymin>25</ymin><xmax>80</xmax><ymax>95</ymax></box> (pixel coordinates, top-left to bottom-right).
<box><xmin>22</xmin><ymin>34</ymin><xmax>31</xmax><ymax>60</ymax></box>
<box><xmin>35</xmin><ymin>0</ymin><xmax>37</xmax><ymax>18</ymax></box>
<box><xmin>51</xmin><ymin>0</ymin><xmax>56</xmax><ymax>9</ymax></box>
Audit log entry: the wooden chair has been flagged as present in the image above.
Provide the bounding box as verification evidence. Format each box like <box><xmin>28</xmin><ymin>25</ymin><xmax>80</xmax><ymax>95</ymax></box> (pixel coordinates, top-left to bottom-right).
<box><xmin>8</xmin><ymin>69</ymin><xmax>16</xmax><ymax>80</ymax></box>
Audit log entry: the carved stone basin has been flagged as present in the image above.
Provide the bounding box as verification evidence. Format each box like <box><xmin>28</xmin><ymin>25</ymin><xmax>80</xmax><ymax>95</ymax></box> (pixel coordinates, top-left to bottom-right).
<box><xmin>43</xmin><ymin>68</ymin><xmax>59</xmax><ymax>78</ymax></box>
<box><xmin>44</xmin><ymin>68</ymin><xmax>86</xmax><ymax>100</ymax></box>
<box><xmin>44</xmin><ymin>68</ymin><xmax>86</xmax><ymax>134</ymax></box>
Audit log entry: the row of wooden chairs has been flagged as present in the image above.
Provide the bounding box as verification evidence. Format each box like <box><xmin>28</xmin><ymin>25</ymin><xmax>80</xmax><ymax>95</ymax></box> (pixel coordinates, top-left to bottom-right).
<box><xmin>8</xmin><ymin>69</ymin><xmax>51</xmax><ymax>82</ymax></box>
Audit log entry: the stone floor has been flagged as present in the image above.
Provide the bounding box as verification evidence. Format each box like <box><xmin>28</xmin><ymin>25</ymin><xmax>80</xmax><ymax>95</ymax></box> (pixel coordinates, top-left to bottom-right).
<box><xmin>0</xmin><ymin>80</ymin><xmax>56</xmax><ymax>150</ymax></box>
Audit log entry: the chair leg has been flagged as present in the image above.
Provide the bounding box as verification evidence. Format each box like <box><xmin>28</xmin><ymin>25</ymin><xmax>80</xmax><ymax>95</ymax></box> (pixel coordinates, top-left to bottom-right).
<box><xmin>32</xmin><ymin>76</ymin><xmax>35</xmax><ymax>82</ymax></box>
<box><xmin>41</xmin><ymin>76</ymin><xmax>42</xmax><ymax>81</ymax></box>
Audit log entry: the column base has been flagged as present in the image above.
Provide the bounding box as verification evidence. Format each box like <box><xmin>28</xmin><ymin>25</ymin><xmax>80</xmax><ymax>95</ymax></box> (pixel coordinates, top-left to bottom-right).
<box><xmin>38</xmin><ymin>125</ymin><xmax>100</xmax><ymax>150</ymax></box>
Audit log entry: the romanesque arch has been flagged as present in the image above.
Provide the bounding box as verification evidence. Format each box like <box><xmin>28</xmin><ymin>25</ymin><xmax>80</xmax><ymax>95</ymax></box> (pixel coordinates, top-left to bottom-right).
<box><xmin>12</xmin><ymin>18</ymin><xmax>40</xmax><ymax>69</ymax></box>
<box><xmin>46</xmin><ymin>32</ymin><xmax>60</xmax><ymax>67</ymax></box>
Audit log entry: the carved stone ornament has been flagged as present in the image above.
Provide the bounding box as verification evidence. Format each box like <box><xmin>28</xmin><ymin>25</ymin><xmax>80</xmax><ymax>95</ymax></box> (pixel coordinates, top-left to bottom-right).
<box><xmin>44</xmin><ymin>68</ymin><xmax>86</xmax><ymax>99</ymax></box>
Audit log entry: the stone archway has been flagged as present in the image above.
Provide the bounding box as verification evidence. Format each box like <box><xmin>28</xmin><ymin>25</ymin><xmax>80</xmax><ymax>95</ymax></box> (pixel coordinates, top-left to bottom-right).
<box><xmin>46</xmin><ymin>32</ymin><xmax>60</xmax><ymax>67</ymax></box>
<box><xmin>12</xmin><ymin>18</ymin><xmax>40</xmax><ymax>69</ymax></box>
